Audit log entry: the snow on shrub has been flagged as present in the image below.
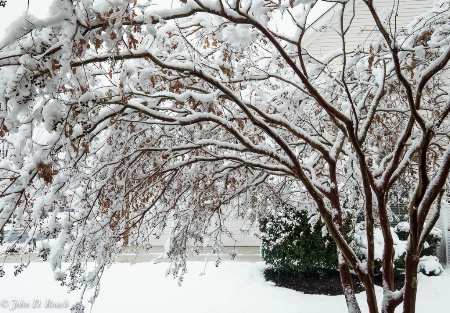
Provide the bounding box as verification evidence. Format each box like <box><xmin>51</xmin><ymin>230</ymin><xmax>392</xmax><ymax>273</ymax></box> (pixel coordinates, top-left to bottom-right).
<box><xmin>355</xmin><ymin>222</ymin><xmax>442</xmax><ymax>275</ymax></box>
<box><xmin>419</xmin><ymin>256</ymin><xmax>444</xmax><ymax>276</ymax></box>
<box><xmin>354</xmin><ymin>225</ymin><xmax>407</xmax><ymax>274</ymax></box>
<box><xmin>261</xmin><ymin>210</ymin><xmax>444</xmax><ymax>277</ymax></box>
<box><xmin>394</xmin><ymin>222</ymin><xmax>410</xmax><ymax>240</ymax></box>
<box><xmin>422</xmin><ymin>227</ymin><xmax>443</xmax><ymax>257</ymax></box>
<box><xmin>393</xmin><ymin>222</ymin><xmax>442</xmax><ymax>256</ymax></box>
<box><xmin>259</xmin><ymin>208</ymin><xmax>352</xmax><ymax>275</ymax></box>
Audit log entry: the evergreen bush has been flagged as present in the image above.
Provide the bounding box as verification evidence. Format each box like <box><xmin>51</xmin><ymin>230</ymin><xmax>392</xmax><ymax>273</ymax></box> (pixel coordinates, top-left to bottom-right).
<box><xmin>393</xmin><ymin>222</ymin><xmax>442</xmax><ymax>256</ymax></box>
<box><xmin>355</xmin><ymin>222</ymin><xmax>443</xmax><ymax>276</ymax></box>
<box><xmin>260</xmin><ymin>211</ymin><xmax>443</xmax><ymax>277</ymax></box>
<box><xmin>393</xmin><ymin>222</ymin><xmax>409</xmax><ymax>241</ymax></box>
<box><xmin>260</xmin><ymin>208</ymin><xmax>349</xmax><ymax>275</ymax></box>
<box><xmin>421</xmin><ymin>228</ymin><xmax>442</xmax><ymax>257</ymax></box>
<box><xmin>405</xmin><ymin>224</ymin><xmax>442</xmax><ymax>276</ymax></box>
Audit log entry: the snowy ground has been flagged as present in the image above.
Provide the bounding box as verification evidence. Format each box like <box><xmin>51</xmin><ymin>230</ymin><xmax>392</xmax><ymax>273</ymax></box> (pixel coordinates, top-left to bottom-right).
<box><xmin>0</xmin><ymin>261</ymin><xmax>449</xmax><ymax>313</ymax></box>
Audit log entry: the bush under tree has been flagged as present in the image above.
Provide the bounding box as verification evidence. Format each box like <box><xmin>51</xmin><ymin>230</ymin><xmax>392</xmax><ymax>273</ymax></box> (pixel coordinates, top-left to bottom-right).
<box><xmin>260</xmin><ymin>208</ymin><xmax>342</xmax><ymax>276</ymax></box>
<box><xmin>262</xmin><ymin>216</ymin><xmax>444</xmax><ymax>278</ymax></box>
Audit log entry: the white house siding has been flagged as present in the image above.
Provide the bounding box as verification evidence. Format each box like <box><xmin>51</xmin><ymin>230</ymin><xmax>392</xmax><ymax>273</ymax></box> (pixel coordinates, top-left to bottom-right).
<box><xmin>148</xmin><ymin>218</ymin><xmax>261</xmax><ymax>247</ymax></box>
<box><xmin>304</xmin><ymin>0</ymin><xmax>449</xmax><ymax>264</ymax></box>
<box><xmin>436</xmin><ymin>202</ymin><xmax>450</xmax><ymax>264</ymax></box>
<box><xmin>147</xmin><ymin>1</ymin><xmax>438</xmax><ymax>248</ymax></box>
<box><xmin>303</xmin><ymin>0</ymin><xmax>435</xmax><ymax>58</ymax></box>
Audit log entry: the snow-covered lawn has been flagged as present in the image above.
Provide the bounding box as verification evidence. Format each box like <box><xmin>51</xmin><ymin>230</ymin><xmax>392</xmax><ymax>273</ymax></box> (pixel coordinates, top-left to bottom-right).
<box><xmin>0</xmin><ymin>261</ymin><xmax>449</xmax><ymax>313</ymax></box>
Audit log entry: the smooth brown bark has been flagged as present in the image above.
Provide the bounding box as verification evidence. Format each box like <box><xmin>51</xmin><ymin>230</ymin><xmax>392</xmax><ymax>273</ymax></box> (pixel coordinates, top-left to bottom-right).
<box><xmin>362</xmin><ymin>275</ymin><xmax>379</xmax><ymax>313</ymax></box>
<box><xmin>339</xmin><ymin>260</ymin><xmax>362</xmax><ymax>313</ymax></box>
<box><xmin>403</xmin><ymin>252</ymin><xmax>420</xmax><ymax>313</ymax></box>
<box><xmin>378</xmin><ymin>196</ymin><xmax>396</xmax><ymax>292</ymax></box>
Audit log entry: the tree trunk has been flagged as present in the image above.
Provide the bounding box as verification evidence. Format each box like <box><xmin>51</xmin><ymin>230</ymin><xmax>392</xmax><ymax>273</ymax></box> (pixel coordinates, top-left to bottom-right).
<box><xmin>362</xmin><ymin>274</ymin><xmax>379</xmax><ymax>313</ymax></box>
<box><xmin>403</xmin><ymin>252</ymin><xmax>420</xmax><ymax>313</ymax></box>
<box><xmin>339</xmin><ymin>259</ymin><xmax>362</xmax><ymax>313</ymax></box>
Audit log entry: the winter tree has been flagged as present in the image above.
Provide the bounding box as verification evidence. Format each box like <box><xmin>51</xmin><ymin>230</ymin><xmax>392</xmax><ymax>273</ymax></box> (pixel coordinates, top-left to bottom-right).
<box><xmin>1</xmin><ymin>0</ymin><xmax>450</xmax><ymax>312</ymax></box>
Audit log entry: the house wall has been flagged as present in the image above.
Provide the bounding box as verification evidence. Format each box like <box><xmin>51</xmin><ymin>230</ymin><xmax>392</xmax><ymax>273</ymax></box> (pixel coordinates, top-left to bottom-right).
<box><xmin>148</xmin><ymin>218</ymin><xmax>261</xmax><ymax>247</ymax></box>
<box><xmin>148</xmin><ymin>1</ymin><xmax>439</xmax><ymax>249</ymax></box>
<box><xmin>304</xmin><ymin>0</ymin><xmax>449</xmax><ymax>264</ymax></box>
<box><xmin>304</xmin><ymin>0</ymin><xmax>435</xmax><ymax>58</ymax></box>
<box><xmin>436</xmin><ymin>202</ymin><xmax>450</xmax><ymax>264</ymax></box>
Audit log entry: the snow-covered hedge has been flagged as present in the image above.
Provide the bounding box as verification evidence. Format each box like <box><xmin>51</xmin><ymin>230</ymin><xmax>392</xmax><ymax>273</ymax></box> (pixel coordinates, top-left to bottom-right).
<box><xmin>261</xmin><ymin>214</ymin><xmax>443</xmax><ymax>277</ymax></box>
<box><xmin>355</xmin><ymin>222</ymin><xmax>443</xmax><ymax>276</ymax></box>
<box><xmin>259</xmin><ymin>208</ymin><xmax>352</xmax><ymax>275</ymax></box>
<box><xmin>421</xmin><ymin>227</ymin><xmax>442</xmax><ymax>257</ymax></box>
<box><xmin>418</xmin><ymin>256</ymin><xmax>444</xmax><ymax>276</ymax></box>
<box><xmin>354</xmin><ymin>225</ymin><xmax>407</xmax><ymax>275</ymax></box>
<box><xmin>393</xmin><ymin>222</ymin><xmax>410</xmax><ymax>241</ymax></box>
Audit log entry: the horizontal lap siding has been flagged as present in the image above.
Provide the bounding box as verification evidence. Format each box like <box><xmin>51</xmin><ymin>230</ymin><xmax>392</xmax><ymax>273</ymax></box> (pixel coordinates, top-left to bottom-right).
<box><xmin>304</xmin><ymin>0</ymin><xmax>435</xmax><ymax>58</ymax></box>
<box><xmin>435</xmin><ymin>203</ymin><xmax>449</xmax><ymax>264</ymax></box>
<box><xmin>147</xmin><ymin>0</ymin><xmax>435</xmax><ymax>248</ymax></box>
<box><xmin>148</xmin><ymin>218</ymin><xmax>261</xmax><ymax>247</ymax></box>
<box><xmin>304</xmin><ymin>0</ymin><xmax>448</xmax><ymax>262</ymax></box>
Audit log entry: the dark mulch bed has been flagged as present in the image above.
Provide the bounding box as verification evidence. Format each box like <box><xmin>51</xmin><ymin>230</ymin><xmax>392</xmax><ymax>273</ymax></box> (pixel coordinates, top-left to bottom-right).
<box><xmin>264</xmin><ymin>268</ymin><xmax>405</xmax><ymax>295</ymax></box>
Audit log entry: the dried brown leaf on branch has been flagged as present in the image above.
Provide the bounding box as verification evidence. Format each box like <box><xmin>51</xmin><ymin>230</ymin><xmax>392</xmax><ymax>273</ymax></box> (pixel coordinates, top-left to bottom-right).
<box><xmin>36</xmin><ymin>162</ymin><xmax>59</xmax><ymax>184</ymax></box>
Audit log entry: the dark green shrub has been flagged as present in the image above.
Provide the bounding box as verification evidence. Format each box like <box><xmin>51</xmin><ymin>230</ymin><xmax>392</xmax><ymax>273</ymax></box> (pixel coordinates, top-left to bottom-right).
<box><xmin>260</xmin><ymin>210</ymin><xmax>443</xmax><ymax>278</ymax></box>
<box><xmin>421</xmin><ymin>229</ymin><xmax>442</xmax><ymax>256</ymax></box>
<box><xmin>393</xmin><ymin>222</ymin><xmax>442</xmax><ymax>256</ymax></box>
<box><xmin>364</xmin><ymin>253</ymin><xmax>405</xmax><ymax>276</ymax></box>
<box><xmin>260</xmin><ymin>209</ymin><xmax>349</xmax><ymax>275</ymax></box>
<box><xmin>394</xmin><ymin>252</ymin><xmax>406</xmax><ymax>274</ymax></box>
<box><xmin>393</xmin><ymin>222</ymin><xmax>409</xmax><ymax>241</ymax></box>
<box><xmin>355</xmin><ymin>222</ymin><xmax>443</xmax><ymax>276</ymax></box>
<box><xmin>354</xmin><ymin>226</ymin><xmax>407</xmax><ymax>275</ymax></box>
